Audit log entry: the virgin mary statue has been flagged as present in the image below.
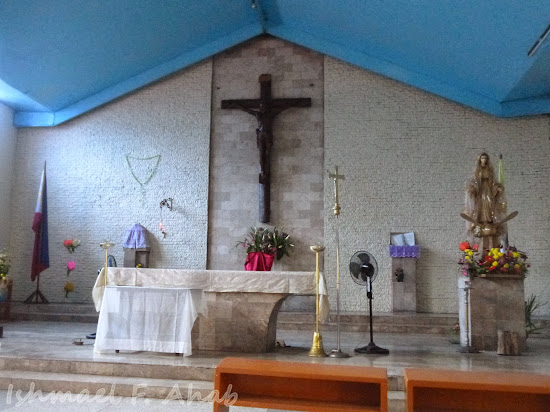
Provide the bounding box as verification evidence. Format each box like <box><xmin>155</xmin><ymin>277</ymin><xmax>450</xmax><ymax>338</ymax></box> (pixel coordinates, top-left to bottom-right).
<box><xmin>462</xmin><ymin>153</ymin><xmax>512</xmax><ymax>249</ymax></box>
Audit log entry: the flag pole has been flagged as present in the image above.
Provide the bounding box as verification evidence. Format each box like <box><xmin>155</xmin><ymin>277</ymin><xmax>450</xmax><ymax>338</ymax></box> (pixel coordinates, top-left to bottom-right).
<box><xmin>26</xmin><ymin>162</ymin><xmax>49</xmax><ymax>304</ymax></box>
<box><xmin>24</xmin><ymin>274</ymin><xmax>49</xmax><ymax>303</ymax></box>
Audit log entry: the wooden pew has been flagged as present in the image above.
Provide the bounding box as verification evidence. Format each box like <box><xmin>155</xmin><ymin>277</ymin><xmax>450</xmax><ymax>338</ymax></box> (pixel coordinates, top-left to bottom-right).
<box><xmin>213</xmin><ymin>357</ymin><xmax>387</xmax><ymax>412</ymax></box>
<box><xmin>405</xmin><ymin>368</ymin><xmax>550</xmax><ymax>412</ymax></box>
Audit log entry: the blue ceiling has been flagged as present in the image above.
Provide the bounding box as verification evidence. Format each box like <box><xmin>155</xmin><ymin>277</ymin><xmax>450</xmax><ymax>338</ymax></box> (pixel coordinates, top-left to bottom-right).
<box><xmin>1</xmin><ymin>0</ymin><xmax>550</xmax><ymax>127</ymax></box>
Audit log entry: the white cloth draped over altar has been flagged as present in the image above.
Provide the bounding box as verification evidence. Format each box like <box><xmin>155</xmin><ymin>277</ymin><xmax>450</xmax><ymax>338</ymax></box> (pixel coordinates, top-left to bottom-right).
<box><xmin>92</xmin><ymin>268</ymin><xmax>329</xmax><ymax>322</ymax></box>
<box><xmin>94</xmin><ymin>286</ymin><xmax>205</xmax><ymax>355</ymax></box>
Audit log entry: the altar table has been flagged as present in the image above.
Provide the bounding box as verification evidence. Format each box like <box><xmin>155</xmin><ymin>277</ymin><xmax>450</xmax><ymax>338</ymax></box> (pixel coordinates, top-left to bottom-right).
<box><xmin>92</xmin><ymin>268</ymin><xmax>328</xmax><ymax>353</ymax></box>
<box><xmin>94</xmin><ymin>286</ymin><xmax>206</xmax><ymax>355</ymax></box>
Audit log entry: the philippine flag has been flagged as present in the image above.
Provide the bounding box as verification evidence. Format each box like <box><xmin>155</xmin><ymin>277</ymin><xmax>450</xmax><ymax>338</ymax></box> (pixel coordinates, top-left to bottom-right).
<box><xmin>31</xmin><ymin>162</ymin><xmax>49</xmax><ymax>281</ymax></box>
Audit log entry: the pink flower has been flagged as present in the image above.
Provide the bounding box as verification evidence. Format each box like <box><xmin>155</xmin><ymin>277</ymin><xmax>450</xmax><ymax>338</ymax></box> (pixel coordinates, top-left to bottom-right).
<box><xmin>66</xmin><ymin>261</ymin><xmax>76</xmax><ymax>277</ymax></box>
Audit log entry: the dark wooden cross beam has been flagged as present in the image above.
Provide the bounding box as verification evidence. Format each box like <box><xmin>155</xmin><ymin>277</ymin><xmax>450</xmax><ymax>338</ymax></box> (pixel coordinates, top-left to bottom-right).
<box><xmin>221</xmin><ymin>74</ymin><xmax>311</xmax><ymax>223</ymax></box>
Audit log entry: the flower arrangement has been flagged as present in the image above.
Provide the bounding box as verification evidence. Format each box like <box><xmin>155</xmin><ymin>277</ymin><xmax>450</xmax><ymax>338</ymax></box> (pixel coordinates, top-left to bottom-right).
<box><xmin>0</xmin><ymin>249</ymin><xmax>10</xmax><ymax>280</ymax></box>
<box><xmin>448</xmin><ymin>321</ymin><xmax>461</xmax><ymax>344</ymax></box>
<box><xmin>458</xmin><ymin>241</ymin><xmax>529</xmax><ymax>277</ymax></box>
<box><xmin>63</xmin><ymin>239</ymin><xmax>81</xmax><ymax>253</ymax></box>
<box><xmin>237</xmin><ymin>227</ymin><xmax>294</xmax><ymax>261</ymax></box>
<box><xmin>271</xmin><ymin>227</ymin><xmax>295</xmax><ymax>261</ymax></box>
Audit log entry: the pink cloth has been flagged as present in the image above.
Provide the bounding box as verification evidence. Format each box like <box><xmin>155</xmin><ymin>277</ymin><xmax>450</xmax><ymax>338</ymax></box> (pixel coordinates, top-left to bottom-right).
<box><xmin>245</xmin><ymin>252</ymin><xmax>274</xmax><ymax>271</ymax></box>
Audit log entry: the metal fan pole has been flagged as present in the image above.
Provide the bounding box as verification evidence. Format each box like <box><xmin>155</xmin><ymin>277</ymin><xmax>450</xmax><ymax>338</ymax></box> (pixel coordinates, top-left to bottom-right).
<box><xmin>328</xmin><ymin>166</ymin><xmax>349</xmax><ymax>358</ymax></box>
<box><xmin>353</xmin><ymin>254</ymin><xmax>389</xmax><ymax>355</ymax></box>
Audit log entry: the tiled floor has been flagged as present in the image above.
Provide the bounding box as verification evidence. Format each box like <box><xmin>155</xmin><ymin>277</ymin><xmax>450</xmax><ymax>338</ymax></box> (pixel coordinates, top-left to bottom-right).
<box><xmin>0</xmin><ymin>321</ymin><xmax>549</xmax><ymax>411</ymax></box>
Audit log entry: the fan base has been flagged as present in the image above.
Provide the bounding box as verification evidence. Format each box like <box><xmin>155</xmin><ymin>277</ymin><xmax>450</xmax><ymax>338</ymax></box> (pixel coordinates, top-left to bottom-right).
<box><xmin>328</xmin><ymin>349</ymin><xmax>350</xmax><ymax>358</ymax></box>
<box><xmin>354</xmin><ymin>342</ymin><xmax>389</xmax><ymax>355</ymax></box>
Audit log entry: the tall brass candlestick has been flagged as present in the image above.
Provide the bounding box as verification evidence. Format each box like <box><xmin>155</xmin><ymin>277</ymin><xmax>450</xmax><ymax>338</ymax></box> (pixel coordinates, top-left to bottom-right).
<box><xmin>309</xmin><ymin>244</ymin><xmax>327</xmax><ymax>357</ymax></box>
<box><xmin>99</xmin><ymin>241</ymin><xmax>114</xmax><ymax>287</ymax></box>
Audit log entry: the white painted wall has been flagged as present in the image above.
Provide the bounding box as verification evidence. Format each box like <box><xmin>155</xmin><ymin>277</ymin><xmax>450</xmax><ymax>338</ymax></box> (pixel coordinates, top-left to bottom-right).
<box><xmin>0</xmin><ymin>103</ymin><xmax>17</xmax><ymax>250</ymax></box>
<box><xmin>9</xmin><ymin>61</ymin><xmax>212</xmax><ymax>302</ymax></box>
<box><xmin>6</xmin><ymin>41</ymin><xmax>550</xmax><ymax>315</ymax></box>
<box><xmin>324</xmin><ymin>58</ymin><xmax>550</xmax><ymax>315</ymax></box>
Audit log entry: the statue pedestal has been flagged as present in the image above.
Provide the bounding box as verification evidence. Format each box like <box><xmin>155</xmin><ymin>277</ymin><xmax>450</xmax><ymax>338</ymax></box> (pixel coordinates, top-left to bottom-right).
<box><xmin>458</xmin><ymin>274</ymin><xmax>526</xmax><ymax>352</ymax></box>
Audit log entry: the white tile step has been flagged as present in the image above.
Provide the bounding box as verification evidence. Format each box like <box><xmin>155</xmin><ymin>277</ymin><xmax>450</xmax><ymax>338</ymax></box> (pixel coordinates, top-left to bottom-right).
<box><xmin>0</xmin><ymin>370</ymin><xmax>214</xmax><ymax>400</ymax></box>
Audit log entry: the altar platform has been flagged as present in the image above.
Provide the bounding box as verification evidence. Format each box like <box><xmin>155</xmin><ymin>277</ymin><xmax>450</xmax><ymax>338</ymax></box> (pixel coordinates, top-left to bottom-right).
<box><xmin>0</xmin><ymin>319</ymin><xmax>549</xmax><ymax>411</ymax></box>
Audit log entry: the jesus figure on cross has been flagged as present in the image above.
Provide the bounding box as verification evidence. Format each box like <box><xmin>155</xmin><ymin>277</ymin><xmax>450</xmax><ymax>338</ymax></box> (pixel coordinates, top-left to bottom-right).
<box><xmin>221</xmin><ymin>74</ymin><xmax>311</xmax><ymax>223</ymax></box>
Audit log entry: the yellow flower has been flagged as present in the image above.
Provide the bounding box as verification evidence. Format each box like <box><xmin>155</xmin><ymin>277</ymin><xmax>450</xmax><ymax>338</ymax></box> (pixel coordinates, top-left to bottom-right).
<box><xmin>465</xmin><ymin>256</ymin><xmax>471</xmax><ymax>260</ymax></box>
<box><xmin>512</xmin><ymin>252</ymin><xmax>520</xmax><ymax>259</ymax></box>
<box><xmin>465</xmin><ymin>249</ymin><xmax>471</xmax><ymax>253</ymax></box>
<box><xmin>514</xmin><ymin>264</ymin><xmax>521</xmax><ymax>269</ymax></box>
<box><xmin>504</xmin><ymin>263</ymin><xmax>509</xmax><ymax>268</ymax></box>
<box><xmin>468</xmin><ymin>250</ymin><xmax>474</xmax><ymax>256</ymax></box>
<box><xmin>492</xmin><ymin>261</ymin><xmax>498</xmax><ymax>267</ymax></box>
<box><xmin>498</xmin><ymin>252</ymin><xmax>504</xmax><ymax>258</ymax></box>
<box><xmin>64</xmin><ymin>281</ymin><xmax>75</xmax><ymax>298</ymax></box>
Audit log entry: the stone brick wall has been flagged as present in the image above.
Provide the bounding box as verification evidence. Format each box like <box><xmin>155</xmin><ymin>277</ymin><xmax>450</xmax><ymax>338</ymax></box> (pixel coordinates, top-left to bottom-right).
<box><xmin>324</xmin><ymin>57</ymin><xmax>550</xmax><ymax>314</ymax></box>
<box><xmin>208</xmin><ymin>36</ymin><xmax>324</xmax><ymax>272</ymax></box>
<box><xmin>9</xmin><ymin>62</ymin><xmax>212</xmax><ymax>302</ymax></box>
<box><xmin>0</xmin><ymin>103</ymin><xmax>17</xmax><ymax>250</ymax></box>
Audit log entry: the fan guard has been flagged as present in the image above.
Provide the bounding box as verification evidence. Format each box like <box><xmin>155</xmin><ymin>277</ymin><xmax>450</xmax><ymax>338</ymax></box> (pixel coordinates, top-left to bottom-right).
<box><xmin>349</xmin><ymin>251</ymin><xmax>378</xmax><ymax>285</ymax></box>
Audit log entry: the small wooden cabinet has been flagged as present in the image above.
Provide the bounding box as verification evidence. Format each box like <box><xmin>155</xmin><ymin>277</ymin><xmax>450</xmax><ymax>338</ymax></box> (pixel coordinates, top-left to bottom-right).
<box><xmin>213</xmin><ymin>357</ymin><xmax>387</xmax><ymax>412</ymax></box>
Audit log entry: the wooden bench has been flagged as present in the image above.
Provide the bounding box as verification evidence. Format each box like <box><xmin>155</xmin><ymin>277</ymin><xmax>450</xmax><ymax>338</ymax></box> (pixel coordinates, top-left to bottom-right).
<box><xmin>213</xmin><ymin>357</ymin><xmax>387</xmax><ymax>412</ymax></box>
<box><xmin>405</xmin><ymin>368</ymin><xmax>550</xmax><ymax>412</ymax></box>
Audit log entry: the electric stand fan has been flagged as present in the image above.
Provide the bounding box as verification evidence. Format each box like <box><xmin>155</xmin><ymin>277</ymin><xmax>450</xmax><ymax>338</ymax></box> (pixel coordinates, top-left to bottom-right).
<box><xmin>349</xmin><ymin>251</ymin><xmax>389</xmax><ymax>355</ymax></box>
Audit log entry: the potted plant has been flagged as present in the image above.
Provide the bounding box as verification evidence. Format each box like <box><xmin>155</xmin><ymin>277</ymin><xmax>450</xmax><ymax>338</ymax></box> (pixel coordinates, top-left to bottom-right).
<box><xmin>237</xmin><ymin>227</ymin><xmax>294</xmax><ymax>271</ymax></box>
<box><xmin>0</xmin><ymin>249</ymin><xmax>12</xmax><ymax>303</ymax></box>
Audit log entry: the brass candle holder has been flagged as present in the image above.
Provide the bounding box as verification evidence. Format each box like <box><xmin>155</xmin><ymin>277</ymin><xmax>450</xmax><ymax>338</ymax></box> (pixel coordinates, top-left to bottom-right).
<box><xmin>309</xmin><ymin>244</ymin><xmax>327</xmax><ymax>357</ymax></box>
<box><xmin>99</xmin><ymin>241</ymin><xmax>114</xmax><ymax>287</ymax></box>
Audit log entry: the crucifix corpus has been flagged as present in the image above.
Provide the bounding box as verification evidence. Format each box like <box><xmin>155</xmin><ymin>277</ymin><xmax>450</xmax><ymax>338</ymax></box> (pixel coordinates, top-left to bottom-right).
<box><xmin>221</xmin><ymin>74</ymin><xmax>311</xmax><ymax>223</ymax></box>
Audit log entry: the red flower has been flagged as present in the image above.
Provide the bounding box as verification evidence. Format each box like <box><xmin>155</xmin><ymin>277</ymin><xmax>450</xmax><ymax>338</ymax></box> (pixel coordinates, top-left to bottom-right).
<box><xmin>459</xmin><ymin>242</ymin><xmax>470</xmax><ymax>252</ymax></box>
<box><xmin>472</xmin><ymin>244</ymin><xmax>479</xmax><ymax>251</ymax></box>
<box><xmin>63</xmin><ymin>240</ymin><xmax>73</xmax><ymax>247</ymax></box>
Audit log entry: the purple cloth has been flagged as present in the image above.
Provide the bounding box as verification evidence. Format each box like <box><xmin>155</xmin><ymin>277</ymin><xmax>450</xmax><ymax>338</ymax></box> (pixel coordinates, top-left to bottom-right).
<box><xmin>123</xmin><ymin>224</ymin><xmax>150</xmax><ymax>249</ymax></box>
<box><xmin>389</xmin><ymin>245</ymin><xmax>420</xmax><ymax>258</ymax></box>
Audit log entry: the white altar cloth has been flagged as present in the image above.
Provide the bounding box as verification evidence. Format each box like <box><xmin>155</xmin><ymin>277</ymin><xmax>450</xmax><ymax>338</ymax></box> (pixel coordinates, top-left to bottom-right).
<box><xmin>92</xmin><ymin>268</ymin><xmax>329</xmax><ymax>321</ymax></box>
<box><xmin>94</xmin><ymin>286</ymin><xmax>205</xmax><ymax>355</ymax></box>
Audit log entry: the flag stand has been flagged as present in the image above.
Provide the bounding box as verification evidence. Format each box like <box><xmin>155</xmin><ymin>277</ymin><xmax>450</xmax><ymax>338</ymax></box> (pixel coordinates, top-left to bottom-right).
<box><xmin>24</xmin><ymin>276</ymin><xmax>49</xmax><ymax>304</ymax></box>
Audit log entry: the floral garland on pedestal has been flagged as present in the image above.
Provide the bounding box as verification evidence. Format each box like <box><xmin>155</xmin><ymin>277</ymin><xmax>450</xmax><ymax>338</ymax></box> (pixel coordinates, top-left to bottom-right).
<box><xmin>458</xmin><ymin>241</ymin><xmax>529</xmax><ymax>277</ymax></box>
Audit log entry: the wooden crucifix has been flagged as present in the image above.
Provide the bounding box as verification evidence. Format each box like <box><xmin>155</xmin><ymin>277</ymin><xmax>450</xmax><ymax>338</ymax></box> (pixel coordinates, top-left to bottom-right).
<box><xmin>221</xmin><ymin>74</ymin><xmax>311</xmax><ymax>223</ymax></box>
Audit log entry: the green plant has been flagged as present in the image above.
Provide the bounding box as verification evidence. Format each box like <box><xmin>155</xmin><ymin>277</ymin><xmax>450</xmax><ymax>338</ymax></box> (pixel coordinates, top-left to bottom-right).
<box><xmin>525</xmin><ymin>294</ymin><xmax>546</xmax><ymax>337</ymax></box>
<box><xmin>237</xmin><ymin>227</ymin><xmax>294</xmax><ymax>261</ymax></box>
<box><xmin>0</xmin><ymin>249</ymin><xmax>10</xmax><ymax>279</ymax></box>
<box><xmin>271</xmin><ymin>227</ymin><xmax>294</xmax><ymax>261</ymax></box>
